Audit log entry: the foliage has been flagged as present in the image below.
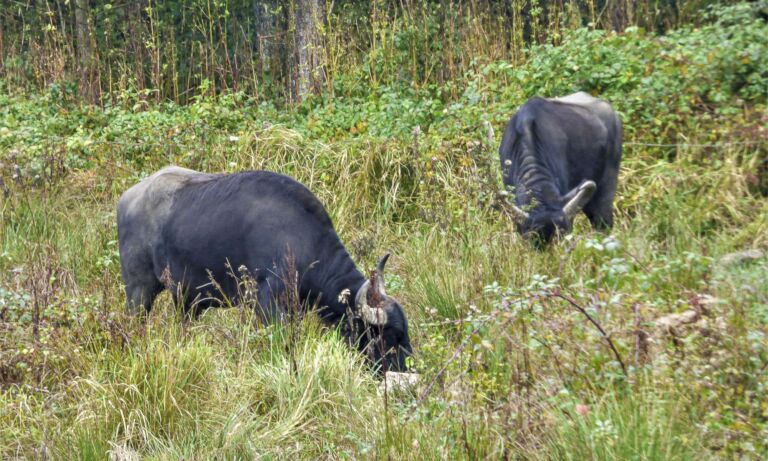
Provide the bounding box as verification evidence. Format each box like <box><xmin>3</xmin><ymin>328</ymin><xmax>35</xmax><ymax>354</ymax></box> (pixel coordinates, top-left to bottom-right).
<box><xmin>0</xmin><ymin>0</ymin><xmax>735</xmax><ymax>103</ymax></box>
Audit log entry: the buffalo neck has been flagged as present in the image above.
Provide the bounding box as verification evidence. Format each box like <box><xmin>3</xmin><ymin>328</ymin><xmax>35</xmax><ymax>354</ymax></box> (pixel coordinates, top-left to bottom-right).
<box><xmin>301</xmin><ymin>237</ymin><xmax>367</xmax><ymax>325</ymax></box>
<box><xmin>512</xmin><ymin>141</ymin><xmax>563</xmax><ymax>207</ymax></box>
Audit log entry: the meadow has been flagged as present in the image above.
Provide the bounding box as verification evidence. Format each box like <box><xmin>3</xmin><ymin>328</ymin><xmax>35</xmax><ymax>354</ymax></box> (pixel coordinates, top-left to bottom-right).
<box><xmin>1</xmin><ymin>2</ymin><xmax>767</xmax><ymax>459</ymax></box>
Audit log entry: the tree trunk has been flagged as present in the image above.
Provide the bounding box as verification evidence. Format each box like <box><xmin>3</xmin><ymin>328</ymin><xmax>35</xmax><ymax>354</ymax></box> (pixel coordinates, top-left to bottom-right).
<box><xmin>0</xmin><ymin>10</ymin><xmax>5</xmax><ymax>71</ymax></box>
<box><xmin>126</xmin><ymin>0</ymin><xmax>146</xmax><ymax>93</ymax></box>
<box><xmin>55</xmin><ymin>0</ymin><xmax>67</xmax><ymax>37</ymax></box>
<box><xmin>74</xmin><ymin>0</ymin><xmax>96</xmax><ymax>103</ymax></box>
<box><xmin>280</xmin><ymin>2</ymin><xmax>293</xmax><ymax>101</ymax></box>
<box><xmin>253</xmin><ymin>0</ymin><xmax>276</xmax><ymax>86</ymax></box>
<box><xmin>253</xmin><ymin>0</ymin><xmax>265</xmax><ymax>75</ymax></box>
<box><xmin>611</xmin><ymin>0</ymin><xmax>627</xmax><ymax>32</ymax></box>
<box><xmin>293</xmin><ymin>0</ymin><xmax>325</xmax><ymax>102</ymax></box>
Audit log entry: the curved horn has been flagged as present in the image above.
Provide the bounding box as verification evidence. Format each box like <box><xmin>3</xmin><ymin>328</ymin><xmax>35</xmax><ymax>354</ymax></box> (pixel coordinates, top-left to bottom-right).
<box><xmin>563</xmin><ymin>180</ymin><xmax>597</xmax><ymax>219</ymax></box>
<box><xmin>354</xmin><ymin>279</ymin><xmax>388</xmax><ymax>326</ymax></box>
<box><xmin>374</xmin><ymin>253</ymin><xmax>390</xmax><ymax>295</ymax></box>
<box><xmin>509</xmin><ymin>204</ymin><xmax>530</xmax><ymax>222</ymax></box>
<box><xmin>376</xmin><ymin>253</ymin><xmax>390</xmax><ymax>272</ymax></box>
<box><xmin>498</xmin><ymin>190</ymin><xmax>530</xmax><ymax>222</ymax></box>
<box><xmin>355</xmin><ymin>280</ymin><xmax>370</xmax><ymax>309</ymax></box>
<box><xmin>362</xmin><ymin>304</ymin><xmax>388</xmax><ymax>325</ymax></box>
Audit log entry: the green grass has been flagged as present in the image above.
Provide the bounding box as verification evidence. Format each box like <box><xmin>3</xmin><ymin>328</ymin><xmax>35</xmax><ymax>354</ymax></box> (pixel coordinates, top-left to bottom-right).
<box><xmin>545</xmin><ymin>384</ymin><xmax>706</xmax><ymax>460</ymax></box>
<box><xmin>1</xmin><ymin>129</ymin><xmax>765</xmax><ymax>459</ymax></box>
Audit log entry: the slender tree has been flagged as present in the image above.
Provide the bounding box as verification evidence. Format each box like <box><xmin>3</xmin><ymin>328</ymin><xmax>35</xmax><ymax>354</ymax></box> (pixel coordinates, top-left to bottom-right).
<box><xmin>74</xmin><ymin>0</ymin><xmax>96</xmax><ymax>103</ymax></box>
<box><xmin>293</xmin><ymin>0</ymin><xmax>325</xmax><ymax>102</ymax></box>
<box><xmin>126</xmin><ymin>0</ymin><xmax>146</xmax><ymax>94</ymax></box>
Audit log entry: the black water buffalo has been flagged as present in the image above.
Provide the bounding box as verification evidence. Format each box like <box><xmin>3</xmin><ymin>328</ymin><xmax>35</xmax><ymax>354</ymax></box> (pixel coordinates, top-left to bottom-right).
<box><xmin>499</xmin><ymin>92</ymin><xmax>622</xmax><ymax>245</ymax></box>
<box><xmin>117</xmin><ymin>166</ymin><xmax>412</xmax><ymax>371</ymax></box>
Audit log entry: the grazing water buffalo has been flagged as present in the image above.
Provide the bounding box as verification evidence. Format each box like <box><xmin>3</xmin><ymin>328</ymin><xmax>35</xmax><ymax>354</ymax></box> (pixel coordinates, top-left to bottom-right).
<box><xmin>499</xmin><ymin>92</ymin><xmax>622</xmax><ymax>245</ymax></box>
<box><xmin>117</xmin><ymin>166</ymin><xmax>412</xmax><ymax>371</ymax></box>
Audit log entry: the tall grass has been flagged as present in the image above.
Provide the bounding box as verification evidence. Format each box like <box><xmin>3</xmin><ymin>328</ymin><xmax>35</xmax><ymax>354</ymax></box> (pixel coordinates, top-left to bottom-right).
<box><xmin>544</xmin><ymin>384</ymin><xmax>705</xmax><ymax>460</ymax></box>
<box><xmin>1</xmin><ymin>120</ymin><xmax>765</xmax><ymax>457</ymax></box>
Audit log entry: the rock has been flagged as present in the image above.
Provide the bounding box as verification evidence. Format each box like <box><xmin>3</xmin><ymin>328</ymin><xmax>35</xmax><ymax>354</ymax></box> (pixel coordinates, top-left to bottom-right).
<box><xmin>655</xmin><ymin>309</ymin><xmax>700</xmax><ymax>332</ymax></box>
<box><xmin>382</xmin><ymin>371</ymin><xmax>420</xmax><ymax>391</ymax></box>
<box><xmin>108</xmin><ymin>443</ymin><xmax>140</xmax><ymax>461</ymax></box>
<box><xmin>718</xmin><ymin>249</ymin><xmax>764</xmax><ymax>268</ymax></box>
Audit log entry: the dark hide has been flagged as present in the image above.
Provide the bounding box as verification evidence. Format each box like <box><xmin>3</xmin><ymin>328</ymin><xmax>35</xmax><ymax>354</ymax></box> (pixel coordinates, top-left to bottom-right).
<box><xmin>499</xmin><ymin>92</ymin><xmax>622</xmax><ymax>245</ymax></box>
<box><xmin>117</xmin><ymin>167</ymin><xmax>412</xmax><ymax>371</ymax></box>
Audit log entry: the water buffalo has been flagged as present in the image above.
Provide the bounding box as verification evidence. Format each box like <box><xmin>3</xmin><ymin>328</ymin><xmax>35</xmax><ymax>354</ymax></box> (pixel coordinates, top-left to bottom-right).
<box><xmin>499</xmin><ymin>92</ymin><xmax>622</xmax><ymax>245</ymax></box>
<box><xmin>117</xmin><ymin>166</ymin><xmax>412</xmax><ymax>371</ymax></box>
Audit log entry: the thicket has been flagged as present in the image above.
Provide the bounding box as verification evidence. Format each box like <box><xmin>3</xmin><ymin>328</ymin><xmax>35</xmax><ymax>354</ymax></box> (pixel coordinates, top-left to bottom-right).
<box><xmin>0</xmin><ymin>1</ymin><xmax>767</xmax><ymax>459</ymax></box>
<box><xmin>1</xmin><ymin>0</ymin><xmax>738</xmax><ymax>104</ymax></box>
<box><xmin>2</xmin><ymin>2</ymin><xmax>766</xmax><ymax>176</ymax></box>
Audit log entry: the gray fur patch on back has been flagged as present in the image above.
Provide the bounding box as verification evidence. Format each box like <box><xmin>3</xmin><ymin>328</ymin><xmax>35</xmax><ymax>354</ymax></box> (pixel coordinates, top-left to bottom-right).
<box><xmin>549</xmin><ymin>92</ymin><xmax>615</xmax><ymax>120</ymax></box>
<box><xmin>550</xmin><ymin>91</ymin><xmax>597</xmax><ymax>106</ymax></box>
<box><xmin>119</xmin><ymin>166</ymin><xmax>217</xmax><ymax>234</ymax></box>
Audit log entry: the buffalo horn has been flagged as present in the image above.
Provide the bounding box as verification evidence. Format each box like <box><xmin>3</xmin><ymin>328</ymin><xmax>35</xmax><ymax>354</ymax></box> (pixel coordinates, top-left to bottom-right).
<box><xmin>355</xmin><ymin>279</ymin><xmax>370</xmax><ymax>309</ymax></box>
<box><xmin>361</xmin><ymin>304</ymin><xmax>388</xmax><ymax>326</ymax></box>
<box><xmin>374</xmin><ymin>253</ymin><xmax>390</xmax><ymax>295</ymax></box>
<box><xmin>509</xmin><ymin>204</ymin><xmax>530</xmax><ymax>222</ymax></box>
<box><xmin>354</xmin><ymin>279</ymin><xmax>388</xmax><ymax>326</ymax></box>
<box><xmin>499</xmin><ymin>190</ymin><xmax>530</xmax><ymax>222</ymax></box>
<box><xmin>562</xmin><ymin>180</ymin><xmax>597</xmax><ymax>219</ymax></box>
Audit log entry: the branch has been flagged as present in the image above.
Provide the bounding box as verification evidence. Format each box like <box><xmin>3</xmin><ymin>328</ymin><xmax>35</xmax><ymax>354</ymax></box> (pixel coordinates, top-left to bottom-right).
<box><xmin>408</xmin><ymin>298</ymin><xmax>528</xmax><ymax>419</ymax></box>
<box><xmin>408</xmin><ymin>323</ymin><xmax>483</xmax><ymax>419</ymax></box>
<box><xmin>553</xmin><ymin>290</ymin><xmax>628</xmax><ymax>377</ymax></box>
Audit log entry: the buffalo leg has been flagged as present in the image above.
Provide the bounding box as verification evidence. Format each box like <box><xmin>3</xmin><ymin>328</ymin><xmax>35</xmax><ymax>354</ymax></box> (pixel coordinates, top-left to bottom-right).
<box><xmin>125</xmin><ymin>278</ymin><xmax>163</xmax><ymax>315</ymax></box>
<box><xmin>175</xmin><ymin>285</ymin><xmax>212</xmax><ymax>321</ymax></box>
<box><xmin>173</xmin><ymin>289</ymin><xmax>195</xmax><ymax>320</ymax></box>
<box><xmin>256</xmin><ymin>276</ymin><xmax>287</xmax><ymax>324</ymax></box>
<box><xmin>584</xmin><ymin>199</ymin><xmax>613</xmax><ymax>230</ymax></box>
<box><xmin>121</xmin><ymin>243</ymin><xmax>163</xmax><ymax>315</ymax></box>
<box><xmin>584</xmin><ymin>173</ymin><xmax>617</xmax><ymax>230</ymax></box>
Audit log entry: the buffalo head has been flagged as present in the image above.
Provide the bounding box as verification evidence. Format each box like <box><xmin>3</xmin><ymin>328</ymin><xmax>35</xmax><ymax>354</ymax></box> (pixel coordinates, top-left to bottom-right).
<box><xmin>355</xmin><ymin>254</ymin><xmax>413</xmax><ymax>372</ymax></box>
<box><xmin>509</xmin><ymin>180</ymin><xmax>597</xmax><ymax>246</ymax></box>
